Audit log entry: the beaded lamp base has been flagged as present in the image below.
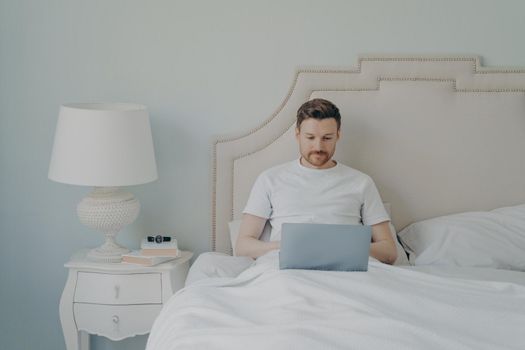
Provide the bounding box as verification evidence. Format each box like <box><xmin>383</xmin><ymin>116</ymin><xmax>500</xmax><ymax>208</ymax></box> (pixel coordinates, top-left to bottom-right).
<box><xmin>77</xmin><ymin>187</ymin><xmax>139</xmax><ymax>263</ymax></box>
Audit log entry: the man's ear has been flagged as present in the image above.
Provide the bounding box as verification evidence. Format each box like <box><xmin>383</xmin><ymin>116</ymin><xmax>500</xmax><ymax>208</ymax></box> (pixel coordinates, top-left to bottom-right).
<box><xmin>295</xmin><ymin>127</ymin><xmax>300</xmax><ymax>139</ymax></box>
<box><xmin>336</xmin><ymin>129</ymin><xmax>341</xmax><ymax>140</ymax></box>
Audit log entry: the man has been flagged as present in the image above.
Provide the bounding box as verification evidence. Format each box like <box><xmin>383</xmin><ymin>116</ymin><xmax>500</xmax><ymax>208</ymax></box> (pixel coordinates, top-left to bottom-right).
<box><xmin>235</xmin><ymin>98</ymin><xmax>397</xmax><ymax>264</ymax></box>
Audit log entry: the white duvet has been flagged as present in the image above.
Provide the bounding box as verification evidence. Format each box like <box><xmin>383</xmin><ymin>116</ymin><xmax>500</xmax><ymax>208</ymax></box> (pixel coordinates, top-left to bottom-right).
<box><xmin>147</xmin><ymin>252</ymin><xmax>525</xmax><ymax>350</ymax></box>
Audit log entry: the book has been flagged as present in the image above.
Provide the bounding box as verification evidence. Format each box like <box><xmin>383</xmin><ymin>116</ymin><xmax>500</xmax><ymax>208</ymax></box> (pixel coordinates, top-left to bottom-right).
<box><xmin>122</xmin><ymin>250</ymin><xmax>176</xmax><ymax>266</ymax></box>
<box><xmin>141</xmin><ymin>248</ymin><xmax>179</xmax><ymax>257</ymax></box>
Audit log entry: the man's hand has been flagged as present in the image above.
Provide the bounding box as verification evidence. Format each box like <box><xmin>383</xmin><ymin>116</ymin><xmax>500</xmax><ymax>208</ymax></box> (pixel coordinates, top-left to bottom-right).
<box><xmin>235</xmin><ymin>214</ymin><xmax>279</xmax><ymax>259</ymax></box>
<box><xmin>370</xmin><ymin>221</ymin><xmax>398</xmax><ymax>264</ymax></box>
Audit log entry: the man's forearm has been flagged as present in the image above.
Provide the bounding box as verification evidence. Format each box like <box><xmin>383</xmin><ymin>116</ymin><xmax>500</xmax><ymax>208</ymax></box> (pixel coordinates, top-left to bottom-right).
<box><xmin>235</xmin><ymin>236</ymin><xmax>280</xmax><ymax>259</ymax></box>
<box><xmin>370</xmin><ymin>240</ymin><xmax>397</xmax><ymax>265</ymax></box>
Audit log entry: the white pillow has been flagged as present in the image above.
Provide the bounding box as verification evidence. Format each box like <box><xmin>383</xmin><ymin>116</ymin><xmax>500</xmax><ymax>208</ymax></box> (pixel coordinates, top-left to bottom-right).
<box><xmin>398</xmin><ymin>204</ymin><xmax>525</xmax><ymax>270</ymax></box>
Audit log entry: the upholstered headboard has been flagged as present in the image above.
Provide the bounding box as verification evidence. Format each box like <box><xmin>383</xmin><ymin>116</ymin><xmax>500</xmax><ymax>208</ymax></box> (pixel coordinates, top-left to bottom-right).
<box><xmin>212</xmin><ymin>55</ymin><xmax>525</xmax><ymax>254</ymax></box>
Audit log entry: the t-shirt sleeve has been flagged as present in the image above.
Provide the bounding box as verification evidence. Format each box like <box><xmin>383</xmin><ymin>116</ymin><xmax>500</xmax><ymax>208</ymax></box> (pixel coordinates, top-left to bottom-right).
<box><xmin>361</xmin><ymin>177</ymin><xmax>390</xmax><ymax>226</ymax></box>
<box><xmin>243</xmin><ymin>173</ymin><xmax>272</xmax><ymax>219</ymax></box>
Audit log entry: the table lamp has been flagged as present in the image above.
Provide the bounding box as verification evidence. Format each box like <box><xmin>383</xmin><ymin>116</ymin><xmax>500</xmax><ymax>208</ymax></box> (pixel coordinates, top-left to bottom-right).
<box><xmin>48</xmin><ymin>103</ymin><xmax>158</xmax><ymax>262</ymax></box>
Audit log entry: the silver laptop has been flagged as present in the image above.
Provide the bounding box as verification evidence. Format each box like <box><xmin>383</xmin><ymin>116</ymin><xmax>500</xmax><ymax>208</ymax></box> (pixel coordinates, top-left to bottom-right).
<box><xmin>279</xmin><ymin>223</ymin><xmax>372</xmax><ymax>271</ymax></box>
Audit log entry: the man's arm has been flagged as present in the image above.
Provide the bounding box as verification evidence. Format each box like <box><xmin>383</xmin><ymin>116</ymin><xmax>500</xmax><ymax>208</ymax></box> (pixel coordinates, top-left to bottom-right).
<box><xmin>235</xmin><ymin>213</ymin><xmax>280</xmax><ymax>259</ymax></box>
<box><xmin>370</xmin><ymin>221</ymin><xmax>397</xmax><ymax>264</ymax></box>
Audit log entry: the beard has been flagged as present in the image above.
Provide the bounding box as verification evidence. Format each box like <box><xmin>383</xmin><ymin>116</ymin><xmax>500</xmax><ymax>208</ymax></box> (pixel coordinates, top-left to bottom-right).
<box><xmin>305</xmin><ymin>150</ymin><xmax>332</xmax><ymax>167</ymax></box>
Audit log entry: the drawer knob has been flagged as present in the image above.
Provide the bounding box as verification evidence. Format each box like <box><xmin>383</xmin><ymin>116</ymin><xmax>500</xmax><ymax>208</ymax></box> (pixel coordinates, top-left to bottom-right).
<box><xmin>112</xmin><ymin>315</ymin><xmax>119</xmax><ymax>324</ymax></box>
<box><xmin>114</xmin><ymin>285</ymin><xmax>120</xmax><ymax>299</ymax></box>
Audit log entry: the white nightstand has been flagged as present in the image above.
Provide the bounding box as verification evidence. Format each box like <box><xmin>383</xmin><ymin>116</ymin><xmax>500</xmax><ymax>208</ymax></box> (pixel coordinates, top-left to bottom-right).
<box><xmin>59</xmin><ymin>249</ymin><xmax>193</xmax><ymax>350</ymax></box>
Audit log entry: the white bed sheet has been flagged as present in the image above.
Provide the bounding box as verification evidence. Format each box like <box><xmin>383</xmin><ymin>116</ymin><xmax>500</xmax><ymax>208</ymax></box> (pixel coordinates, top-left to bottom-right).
<box><xmin>148</xmin><ymin>252</ymin><xmax>525</xmax><ymax>350</ymax></box>
<box><xmin>400</xmin><ymin>265</ymin><xmax>525</xmax><ymax>286</ymax></box>
<box><xmin>184</xmin><ymin>252</ymin><xmax>254</xmax><ymax>286</ymax></box>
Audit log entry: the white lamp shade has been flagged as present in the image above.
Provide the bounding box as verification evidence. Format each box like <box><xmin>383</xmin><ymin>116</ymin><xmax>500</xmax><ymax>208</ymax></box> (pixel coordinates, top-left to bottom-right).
<box><xmin>48</xmin><ymin>103</ymin><xmax>158</xmax><ymax>186</ymax></box>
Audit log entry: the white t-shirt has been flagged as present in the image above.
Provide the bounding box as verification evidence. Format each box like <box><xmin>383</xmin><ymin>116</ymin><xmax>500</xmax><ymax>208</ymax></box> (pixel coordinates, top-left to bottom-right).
<box><xmin>243</xmin><ymin>159</ymin><xmax>390</xmax><ymax>241</ymax></box>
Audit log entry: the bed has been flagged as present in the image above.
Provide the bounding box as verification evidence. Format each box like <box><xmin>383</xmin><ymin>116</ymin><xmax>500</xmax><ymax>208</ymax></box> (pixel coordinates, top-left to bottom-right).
<box><xmin>146</xmin><ymin>55</ymin><xmax>525</xmax><ymax>349</ymax></box>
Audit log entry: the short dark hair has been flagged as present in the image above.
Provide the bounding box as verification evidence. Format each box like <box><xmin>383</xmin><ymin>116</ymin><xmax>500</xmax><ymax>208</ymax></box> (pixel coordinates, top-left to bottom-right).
<box><xmin>296</xmin><ymin>98</ymin><xmax>341</xmax><ymax>130</ymax></box>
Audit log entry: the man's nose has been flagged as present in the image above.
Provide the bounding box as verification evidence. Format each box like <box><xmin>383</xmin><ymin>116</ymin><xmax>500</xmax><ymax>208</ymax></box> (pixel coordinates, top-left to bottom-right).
<box><xmin>313</xmin><ymin>139</ymin><xmax>322</xmax><ymax>150</ymax></box>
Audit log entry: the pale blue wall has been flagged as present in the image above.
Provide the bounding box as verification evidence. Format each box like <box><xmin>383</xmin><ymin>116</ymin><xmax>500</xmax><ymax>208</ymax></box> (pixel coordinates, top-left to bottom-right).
<box><xmin>0</xmin><ymin>0</ymin><xmax>523</xmax><ymax>349</ymax></box>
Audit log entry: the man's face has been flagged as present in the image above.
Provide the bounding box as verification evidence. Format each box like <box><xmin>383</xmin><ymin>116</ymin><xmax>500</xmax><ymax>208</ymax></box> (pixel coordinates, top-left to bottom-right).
<box><xmin>295</xmin><ymin>118</ymin><xmax>340</xmax><ymax>169</ymax></box>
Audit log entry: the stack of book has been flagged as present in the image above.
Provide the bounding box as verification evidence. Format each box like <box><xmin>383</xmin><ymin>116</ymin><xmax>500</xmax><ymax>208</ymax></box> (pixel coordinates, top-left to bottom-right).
<box><xmin>122</xmin><ymin>237</ymin><xmax>179</xmax><ymax>266</ymax></box>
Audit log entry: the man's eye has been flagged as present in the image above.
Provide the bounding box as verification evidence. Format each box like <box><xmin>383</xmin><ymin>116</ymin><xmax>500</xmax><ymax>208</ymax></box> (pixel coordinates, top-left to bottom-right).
<box><xmin>307</xmin><ymin>137</ymin><xmax>314</xmax><ymax>140</ymax></box>
<box><xmin>323</xmin><ymin>138</ymin><xmax>332</xmax><ymax>141</ymax></box>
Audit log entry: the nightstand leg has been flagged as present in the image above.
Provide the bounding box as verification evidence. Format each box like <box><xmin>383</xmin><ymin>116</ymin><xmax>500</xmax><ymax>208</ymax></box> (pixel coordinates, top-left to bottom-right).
<box><xmin>60</xmin><ymin>270</ymin><xmax>81</xmax><ymax>350</ymax></box>
<box><xmin>79</xmin><ymin>331</ymin><xmax>90</xmax><ymax>350</ymax></box>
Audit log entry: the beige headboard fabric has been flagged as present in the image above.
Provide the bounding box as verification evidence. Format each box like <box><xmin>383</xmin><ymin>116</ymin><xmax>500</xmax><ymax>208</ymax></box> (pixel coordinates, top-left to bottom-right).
<box><xmin>212</xmin><ymin>55</ymin><xmax>525</xmax><ymax>254</ymax></box>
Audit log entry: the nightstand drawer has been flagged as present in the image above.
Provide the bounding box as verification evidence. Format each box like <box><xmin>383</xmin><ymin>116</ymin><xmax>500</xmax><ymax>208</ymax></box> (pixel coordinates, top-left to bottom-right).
<box><xmin>75</xmin><ymin>272</ymin><xmax>161</xmax><ymax>304</ymax></box>
<box><xmin>74</xmin><ymin>303</ymin><xmax>162</xmax><ymax>341</ymax></box>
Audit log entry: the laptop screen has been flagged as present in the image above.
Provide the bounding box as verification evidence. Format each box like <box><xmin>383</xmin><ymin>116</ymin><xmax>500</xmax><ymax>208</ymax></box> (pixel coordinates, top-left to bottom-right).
<box><xmin>279</xmin><ymin>223</ymin><xmax>372</xmax><ymax>271</ymax></box>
